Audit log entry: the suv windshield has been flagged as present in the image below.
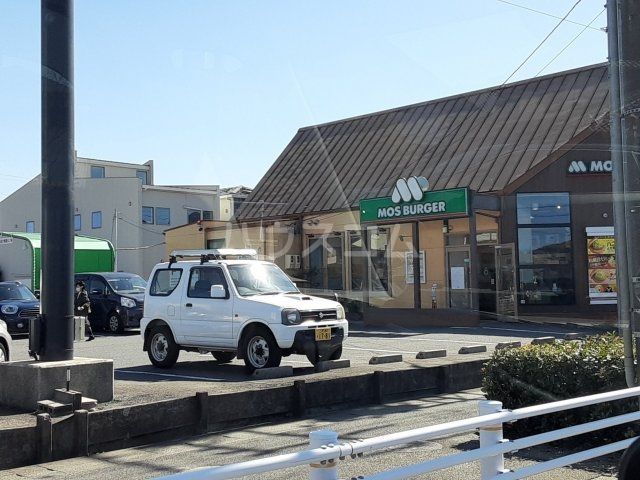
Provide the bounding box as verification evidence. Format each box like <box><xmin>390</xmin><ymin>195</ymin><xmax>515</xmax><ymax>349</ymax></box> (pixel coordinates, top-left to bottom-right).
<box><xmin>227</xmin><ymin>264</ymin><xmax>299</xmax><ymax>296</ymax></box>
<box><xmin>107</xmin><ymin>275</ymin><xmax>147</xmax><ymax>294</ymax></box>
<box><xmin>0</xmin><ymin>284</ymin><xmax>37</xmax><ymax>302</ymax></box>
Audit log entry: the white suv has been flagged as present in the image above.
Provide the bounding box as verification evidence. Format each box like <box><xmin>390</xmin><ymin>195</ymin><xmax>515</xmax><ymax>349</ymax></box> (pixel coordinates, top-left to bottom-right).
<box><xmin>0</xmin><ymin>319</ymin><xmax>11</xmax><ymax>362</ymax></box>
<box><xmin>141</xmin><ymin>249</ymin><xmax>348</xmax><ymax>372</ymax></box>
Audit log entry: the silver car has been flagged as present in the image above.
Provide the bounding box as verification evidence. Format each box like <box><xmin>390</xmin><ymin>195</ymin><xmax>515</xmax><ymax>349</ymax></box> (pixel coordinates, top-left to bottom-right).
<box><xmin>0</xmin><ymin>319</ymin><xmax>11</xmax><ymax>361</ymax></box>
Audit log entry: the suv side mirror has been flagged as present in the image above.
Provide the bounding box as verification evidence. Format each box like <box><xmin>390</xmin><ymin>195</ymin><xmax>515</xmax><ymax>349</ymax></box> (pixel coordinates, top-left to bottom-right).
<box><xmin>210</xmin><ymin>284</ymin><xmax>227</xmax><ymax>299</ymax></box>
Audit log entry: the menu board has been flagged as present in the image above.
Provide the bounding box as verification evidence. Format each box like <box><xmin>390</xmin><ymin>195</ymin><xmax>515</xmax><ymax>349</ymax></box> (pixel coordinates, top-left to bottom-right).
<box><xmin>405</xmin><ymin>251</ymin><xmax>426</xmax><ymax>284</ymax></box>
<box><xmin>586</xmin><ymin>227</ymin><xmax>617</xmax><ymax>304</ymax></box>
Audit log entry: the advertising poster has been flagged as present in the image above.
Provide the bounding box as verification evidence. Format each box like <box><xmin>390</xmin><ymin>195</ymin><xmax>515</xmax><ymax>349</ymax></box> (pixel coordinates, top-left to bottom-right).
<box><xmin>405</xmin><ymin>251</ymin><xmax>425</xmax><ymax>284</ymax></box>
<box><xmin>586</xmin><ymin>227</ymin><xmax>616</xmax><ymax>305</ymax></box>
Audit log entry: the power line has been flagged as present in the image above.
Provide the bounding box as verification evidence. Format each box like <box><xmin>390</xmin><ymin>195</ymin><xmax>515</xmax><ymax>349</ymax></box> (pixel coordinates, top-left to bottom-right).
<box><xmin>117</xmin><ymin>215</ymin><xmax>165</xmax><ymax>236</ymax></box>
<box><xmin>502</xmin><ymin>0</ymin><xmax>582</xmax><ymax>85</ymax></box>
<box><xmin>536</xmin><ymin>8</ymin><xmax>606</xmax><ymax>76</ymax></box>
<box><xmin>496</xmin><ymin>0</ymin><xmax>603</xmax><ymax>32</ymax></box>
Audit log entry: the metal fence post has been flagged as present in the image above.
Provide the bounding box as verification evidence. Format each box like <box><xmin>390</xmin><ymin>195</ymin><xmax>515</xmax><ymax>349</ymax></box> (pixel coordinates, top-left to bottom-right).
<box><xmin>478</xmin><ymin>400</ymin><xmax>504</xmax><ymax>480</ymax></box>
<box><xmin>309</xmin><ymin>430</ymin><xmax>339</xmax><ymax>480</ymax></box>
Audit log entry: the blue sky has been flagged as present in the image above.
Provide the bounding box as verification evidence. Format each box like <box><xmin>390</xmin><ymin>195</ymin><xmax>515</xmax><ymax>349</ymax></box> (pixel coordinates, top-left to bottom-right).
<box><xmin>0</xmin><ymin>0</ymin><xmax>608</xmax><ymax>199</ymax></box>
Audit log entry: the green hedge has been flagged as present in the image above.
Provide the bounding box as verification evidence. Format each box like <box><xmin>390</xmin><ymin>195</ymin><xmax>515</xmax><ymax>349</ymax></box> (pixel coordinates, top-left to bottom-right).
<box><xmin>482</xmin><ymin>333</ymin><xmax>637</xmax><ymax>440</ymax></box>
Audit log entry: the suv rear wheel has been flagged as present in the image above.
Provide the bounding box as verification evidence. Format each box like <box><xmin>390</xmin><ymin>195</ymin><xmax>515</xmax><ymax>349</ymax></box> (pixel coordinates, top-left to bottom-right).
<box><xmin>0</xmin><ymin>342</ymin><xmax>7</xmax><ymax>362</ymax></box>
<box><xmin>212</xmin><ymin>351</ymin><xmax>236</xmax><ymax>364</ymax></box>
<box><xmin>147</xmin><ymin>326</ymin><xmax>179</xmax><ymax>368</ymax></box>
<box><xmin>242</xmin><ymin>327</ymin><xmax>282</xmax><ymax>372</ymax></box>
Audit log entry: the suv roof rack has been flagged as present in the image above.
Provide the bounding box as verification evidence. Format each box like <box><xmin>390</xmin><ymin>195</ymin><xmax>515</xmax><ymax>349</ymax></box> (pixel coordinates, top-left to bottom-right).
<box><xmin>169</xmin><ymin>249</ymin><xmax>258</xmax><ymax>265</ymax></box>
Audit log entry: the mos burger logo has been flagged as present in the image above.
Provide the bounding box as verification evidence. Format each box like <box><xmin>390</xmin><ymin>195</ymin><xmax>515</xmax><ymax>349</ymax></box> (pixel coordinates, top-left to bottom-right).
<box><xmin>391</xmin><ymin>176</ymin><xmax>430</xmax><ymax>203</ymax></box>
<box><xmin>567</xmin><ymin>160</ymin><xmax>612</xmax><ymax>174</ymax></box>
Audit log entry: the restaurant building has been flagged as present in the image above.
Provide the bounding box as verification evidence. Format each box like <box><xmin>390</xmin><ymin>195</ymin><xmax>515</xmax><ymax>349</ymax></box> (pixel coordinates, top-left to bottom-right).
<box><xmin>167</xmin><ymin>63</ymin><xmax>616</xmax><ymax>325</ymax></box>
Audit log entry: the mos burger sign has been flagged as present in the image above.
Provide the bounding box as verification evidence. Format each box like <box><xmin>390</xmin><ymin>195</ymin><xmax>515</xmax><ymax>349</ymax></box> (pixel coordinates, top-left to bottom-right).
<box><xmin>568</xmin><ymin>160</ymin><xmax>612</xmax><ymax>175</ymax></box>
<box><xmin>359</xmin><ymin>176</ymin><xmax>469</xmax><ymax>222</ymax></box>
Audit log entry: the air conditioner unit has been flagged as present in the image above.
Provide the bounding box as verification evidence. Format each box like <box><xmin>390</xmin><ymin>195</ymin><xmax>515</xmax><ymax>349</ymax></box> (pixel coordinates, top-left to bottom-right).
<box><xmin>285</xmin><ymin>254</ymin><xmax>301</xmax><ymax>269</ymax></box>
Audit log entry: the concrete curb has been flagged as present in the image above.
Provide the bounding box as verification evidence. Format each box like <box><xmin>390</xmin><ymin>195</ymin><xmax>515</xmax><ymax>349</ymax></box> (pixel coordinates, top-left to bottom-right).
<box><xmin>495</xmin><ymin>341</ymin><xmax>522</xmax><ymax>350</ymax></box>
<box><xmin>369</xmin><ymin>355</ymin><xmax>403</xmax><ymax>365</ymax></box>
<box><xmin>458</xmin><ymin>345</ymin><xmax>487</xmax><ymax>354</ymax></box>
<box><xmin>563</xmin><ymin>333</ymin><xmax>585</xmax><ymax>341</ymax></box>
<box><xmin>0</xmin><ymin>359</ymin><xmax>487</xmax><ymax>470</ymax></box>
<box><xmin>416</xmin><ymin>350</ymin><xmax>447</xmax><ymax>359</ymax></box>
<box><xmin>531</xmin><ymin>336</ymin><xmax>556</xmax><ymax>345</ymax></box>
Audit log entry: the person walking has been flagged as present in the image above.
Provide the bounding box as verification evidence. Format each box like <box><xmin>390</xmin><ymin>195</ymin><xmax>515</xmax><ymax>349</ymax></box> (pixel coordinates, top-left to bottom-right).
<box><xmin>75</xmin><ymin>280</ymin><xmax>95</xmax><ymax>341</ymax></box>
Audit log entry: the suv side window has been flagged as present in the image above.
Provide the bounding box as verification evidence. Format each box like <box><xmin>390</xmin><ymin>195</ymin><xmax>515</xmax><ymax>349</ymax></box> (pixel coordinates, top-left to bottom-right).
<box><xmin>89</xmin><ymin>277</ymin><xmax>108</xmax><ymax>295</ymax></box>
<box><xmin>188</xmin><ymin>267</ymin><xmax>228</xmax><ymax>299</ymax></box>
<box><xmin>150</xmin><ymin>269</ymin><xmax>183</xmax><ymax>296</ymax></box>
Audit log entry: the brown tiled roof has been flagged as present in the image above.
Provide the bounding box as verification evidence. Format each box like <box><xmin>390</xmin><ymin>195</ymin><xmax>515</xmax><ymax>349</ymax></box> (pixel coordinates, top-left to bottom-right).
<box><xmin>238</xmin><ymin>63</ymin><xmax>609</xmax><ymax>221</ymax></box>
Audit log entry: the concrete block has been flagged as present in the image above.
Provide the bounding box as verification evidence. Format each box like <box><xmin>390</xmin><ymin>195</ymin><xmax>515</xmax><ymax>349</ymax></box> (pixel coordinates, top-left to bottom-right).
<box><xmin>495</xmin><ymin>341</ymin><xmax>522</xmax><ymax>350</ymax></box>
<box><xmin>0</xmin><ymin>357</ymin><xmax>113</xmax><ymax>410</ymax></box>
<box><xmin>416</xmin><ymin>350</ymin><xmax>447</xmax><ymax>359</ymax></box>
<box><xmin>564</xmin><ymin>332</ymin><xmax>585</xmax><ymax>341</ymax></box>
<box><xmin>531</xmin><ymin>336</ymin><xmax>556</xmax><ymax>345</ymax></box>
<box><xmin>251</xmin><ymin>366</ymin><xmax>293</xmax><ymax>379</ymax></box>
<box><xmin>458</xmin><ymin>345</ymin><xmax>487</xmax><ymax>354</ymax></box>
<box><xmin>315</xmin><ymin>359</ymin><xmax>351</xmax><ymax>372</ymax></box>
<box><xmin>369</xmin><ymin>354</ymin><xmax>403</xmax><ymax>365</ymax></box>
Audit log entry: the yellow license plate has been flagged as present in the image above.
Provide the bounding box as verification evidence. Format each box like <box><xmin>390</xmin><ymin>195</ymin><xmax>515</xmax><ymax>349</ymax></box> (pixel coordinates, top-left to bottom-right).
<box><xmin>315</xmin><ymin>327</ymin><xmax>331</xmax><ymax>341</ymax></box>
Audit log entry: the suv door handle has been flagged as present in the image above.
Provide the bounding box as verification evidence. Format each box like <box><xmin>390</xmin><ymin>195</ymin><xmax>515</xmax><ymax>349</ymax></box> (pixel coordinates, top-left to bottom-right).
<box><xmin>185</xmin><ymin>303</ymin><xmax>193</xmax><ymax>308</ymax></box>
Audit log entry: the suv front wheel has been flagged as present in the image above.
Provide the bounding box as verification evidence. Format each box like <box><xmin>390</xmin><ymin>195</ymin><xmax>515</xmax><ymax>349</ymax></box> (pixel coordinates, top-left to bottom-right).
<box><xmin>147</xmin><ymin>326</ymin><xmax>179</xmax><ymax>368</ymax></box>
<box><xmin>242</xmin><ymin>327</ymin><xmax>282</xmax><ymax>373</ymax></box>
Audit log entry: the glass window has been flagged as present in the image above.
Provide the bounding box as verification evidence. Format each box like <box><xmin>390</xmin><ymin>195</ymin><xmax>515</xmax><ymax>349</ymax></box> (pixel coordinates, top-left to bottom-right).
<box><xmin>369</xmin><ymin>228</ymin><xmax>390</xmax><ymax>291</ymax></box>
<box><xmin>188</xmin><ymin>267</ymin><xmax>228</xmax><ymax>298</ymax></box>
<box><xmin>350</xmin><ymin>233</ymin><xmax>366</xmax><ymax>291</ymax></box>
<box><xmin>91</xmin><ymin>211</ymin><xmax>102</xmax><ymax>229</ymax></box>
<box><xmin>187</xmin><ymin>209</ymin><xmax>201</xmax><ymax>223</ymax></box>
<box><xmin>519</xmin><ymin>266</ymin><xmax>574</xmax><ymax>305</ymax></box>
<box><xmin>207</xmin><ymin>238</ymin><xmax>225</xmax><ymax>249</ymax></box>
<box><xmin>156</xmin><ymin>207</ymin><xmax>170</xmax><ymax>225</ymax></box>
<box><xmin>136</xmin><ymin>170</ymin><xmax>148</xmax><ymax>185</ymax></box>
<box><xmin>227</xmin><ymin>263</ymin><xmax>298</xmax><ymax>296</ymax></box>
<box><xmin>74</xmin><ymin>214</ymin><xmax>81</xmax><ymax>231</ymax></box>
<box><xmin>308</xmin><ymin>237</ymin><xmax>324</xmax><ymax>289</ymax></box>
<box><xmin>90</xmin><ymin>166</ymin><xmax>105</xmax><ymax>178</ymax></box>
<box><xmin>0</xmin><ymin>283</ymin><xmax>37</xmax><ymax>301</ymax></box>
<box><xmin>142</xmin><ymin>206</ymin><xmax>154</xmax><ymax>224</ymax></box>
<box><xmin>326</xmin><ymin>236</ymin><xmax>344</xmax><ymax>290</ymax></box>
<box><xmin>107</xmin><ymin>274</ymin><xmax>146</xmax><ymax>293</ymax></box>
<box><xmin>150</xmin><ymin>268</ymin><xmax>182</xmax><ymax>296</ymax></box>
<box><xmin>203</xmin><ymin>210</ymin><xmax>214</xmax><ymax>220</ymax></box>
<box><xmin>517</xmin><ymin>193</ymin><xmax>570</xmax><ymax>225</ymax></box>
<box><xmin>25</xmin><ymin>221</ymin><xmax>35</xmax><ymax>233</ymax></box>
<box><xmin>88</xmin><ymin>277</ymin><xmax>108</xmax><ymax>295</ymax></box>
<box><xmin>518</xmin><ymin>227</ymin><xmax>572</xmax><ymax>265</ymax></box>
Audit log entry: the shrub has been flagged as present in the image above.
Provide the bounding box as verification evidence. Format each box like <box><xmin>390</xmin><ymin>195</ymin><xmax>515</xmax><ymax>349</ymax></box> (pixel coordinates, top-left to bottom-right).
<box><xmin>482</xmin><ymin>333</ymin><xmax>637</xmax><ymax>440</ymax></box>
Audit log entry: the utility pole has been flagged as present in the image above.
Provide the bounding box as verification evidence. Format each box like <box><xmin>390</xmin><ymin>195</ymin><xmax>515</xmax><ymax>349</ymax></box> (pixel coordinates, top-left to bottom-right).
<box><xmin>608</xmin><ymin>0</ymin><xmax>636</xmax><ymax>387</ymax></box>
<box><xmin>39</xmin><ymin>0</ymin><xmax>74</xmax><ymax>361</ymax></box>
<box><xmin>617</xmin><ymin>0</ymin><xmax>640</xmax><ymax>382</ymax></box>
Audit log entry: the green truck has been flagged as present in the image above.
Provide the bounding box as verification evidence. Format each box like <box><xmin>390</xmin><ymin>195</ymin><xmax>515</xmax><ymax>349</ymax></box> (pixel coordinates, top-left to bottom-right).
<box><xmin>0</xmin><ymin>232</ymin><xmax>115</xmax><ymax>292</ymax></box>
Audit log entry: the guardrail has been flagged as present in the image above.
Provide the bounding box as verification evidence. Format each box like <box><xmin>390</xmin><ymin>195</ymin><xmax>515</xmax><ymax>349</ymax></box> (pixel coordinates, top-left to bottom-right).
<box><xmin>158</xmin><ymin>386</ymin><xmax>640</xmax><ymax>480</ymax></box>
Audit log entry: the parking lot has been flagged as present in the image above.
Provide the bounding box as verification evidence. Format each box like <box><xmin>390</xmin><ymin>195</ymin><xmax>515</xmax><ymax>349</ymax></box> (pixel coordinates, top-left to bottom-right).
<box><xmin>7</xmin><ymin>320</ymin><xmax>606</xmax><ymax>408</ymax></box>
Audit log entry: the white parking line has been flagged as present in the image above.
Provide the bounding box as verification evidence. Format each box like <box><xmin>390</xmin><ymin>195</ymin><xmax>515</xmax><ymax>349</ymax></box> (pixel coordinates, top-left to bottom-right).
<box><xmin>116</xmin><ymin>370</ymin><xmax>226</xmax><ymax>382</ymax></box>
<box><xmin>479</xmin><ymin>326</ymin><xmax>568</xmax><ymax>335</ymax></box>
<box><xmin>344</xmin><ymin>346</ymin><xmax>417</xmax><ymax>355</ymax></box>
<box><xmin>391</xmin><ymin>337</ymin><xmax>497</xmax><ymax>345</ymax></box>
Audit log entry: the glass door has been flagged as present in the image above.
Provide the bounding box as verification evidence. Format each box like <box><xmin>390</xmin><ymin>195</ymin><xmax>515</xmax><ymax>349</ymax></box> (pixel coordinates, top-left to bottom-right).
<box><xmin>447</xmin><ymin>247</ymin><xmax>471</xmax><ymax>309</ymax></box>
<box><xmin>495</xmin><ymin>244</ymin><xmax>517</xmax><ymax>319</ymax></box>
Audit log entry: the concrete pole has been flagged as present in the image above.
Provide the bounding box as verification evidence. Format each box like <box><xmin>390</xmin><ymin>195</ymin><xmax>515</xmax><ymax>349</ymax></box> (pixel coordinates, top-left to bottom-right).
<box><xmin>40</xmin><ymin>0</ymin><xmax>74</xmax><ymax>361</ymax></box>
<box><xmin>308</xmin><ymin>430</ymin><xmax>339</xmax><ymax>480</ymax></box>
<box><xmin>618</xmin><ymin>0</ymin><xmax>640</xmax><ymax>379</ymax></box>
<box><xmin>478</xmin><ymin>400</ymin><xmax>504</xmax><ymax>480</ymax></box>
<box><xmin>608</xmin><ymin>0</ymin><xmax>636</xmax><ymax>388</ymax></box>
<box><xmin>412</xmin><ymin>221</ymin><xmax>421</xmax><ymax>309</ymax></box>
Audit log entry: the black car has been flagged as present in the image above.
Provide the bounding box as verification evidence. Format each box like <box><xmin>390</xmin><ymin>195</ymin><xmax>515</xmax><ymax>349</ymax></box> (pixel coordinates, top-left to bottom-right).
<box><xmin>75</xmin><ymin>272</ymin><xmax>146</xmax><ymax>333</ymax></box>
<box><xmin>0</xmin><ymin>282</ymin><xmax>40</xmax><ymax>335</ymax></box>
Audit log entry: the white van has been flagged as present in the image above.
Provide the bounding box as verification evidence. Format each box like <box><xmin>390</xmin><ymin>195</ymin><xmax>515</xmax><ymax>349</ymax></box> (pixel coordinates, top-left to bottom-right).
<box><xmin>141</xmin><ymin>249</ymin><xmax>348</xmax><ymax>372</ymax></box>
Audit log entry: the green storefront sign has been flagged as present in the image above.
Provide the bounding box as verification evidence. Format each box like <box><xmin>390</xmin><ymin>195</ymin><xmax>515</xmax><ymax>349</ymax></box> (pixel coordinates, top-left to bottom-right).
<box><xmin>359</xmin><ymin>187</ymin><xmax>469</xmax><ymax>222</ymax></box>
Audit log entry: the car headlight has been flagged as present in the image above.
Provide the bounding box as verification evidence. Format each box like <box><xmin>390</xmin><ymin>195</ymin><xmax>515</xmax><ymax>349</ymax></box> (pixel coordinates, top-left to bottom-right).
<box><xmin>281</xmin><ymin>308</ymin><xmax>301</xmax><ymax>325</ymax></box>
<box><xmin>1</xmin><ymin>305</ymin><xmax>18</xmax><ymax>315</ymax></box>
<box><xmin>121</xmin><ymin>297</ymin><xmax>136</xmax><ymax>308</ymax></box>
<box><xmin>336</xmin><ymin>305</ymin><xmax>346</xmax><ymax>320</ymax></box>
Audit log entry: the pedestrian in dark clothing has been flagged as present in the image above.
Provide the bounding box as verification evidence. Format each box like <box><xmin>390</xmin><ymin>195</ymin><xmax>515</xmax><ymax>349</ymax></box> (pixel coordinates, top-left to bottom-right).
<box><xmin>75</xmin><ymin>281</ymin><xmax>95</xmax><ymax>341</ymax></box>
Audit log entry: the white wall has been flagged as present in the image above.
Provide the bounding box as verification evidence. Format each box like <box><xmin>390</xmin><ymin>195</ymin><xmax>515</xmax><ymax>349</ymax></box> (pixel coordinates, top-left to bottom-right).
<box><xmin>0</xmin><ymin>238</ymin><xmax>34</xmax><ymax>288</ymax></box>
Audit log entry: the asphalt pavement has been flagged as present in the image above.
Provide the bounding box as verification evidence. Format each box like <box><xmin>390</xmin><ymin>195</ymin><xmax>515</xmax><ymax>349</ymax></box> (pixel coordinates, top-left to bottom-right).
<box><xmin>4</xmin><ymin>320</ymin><xmax>606</xmax><ymax>414</ymax></box>
<box><xmin>0</xmin><ymin>389</ymin><xmax>618</xmax><ymax>480</ymax></box>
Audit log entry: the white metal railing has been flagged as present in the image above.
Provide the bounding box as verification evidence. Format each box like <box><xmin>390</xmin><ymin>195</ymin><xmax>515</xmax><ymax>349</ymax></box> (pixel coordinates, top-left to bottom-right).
<box><xmin>158</xmin><ymin>386</ymin><xmax>640</xmax><ymax>480</ymax></box>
